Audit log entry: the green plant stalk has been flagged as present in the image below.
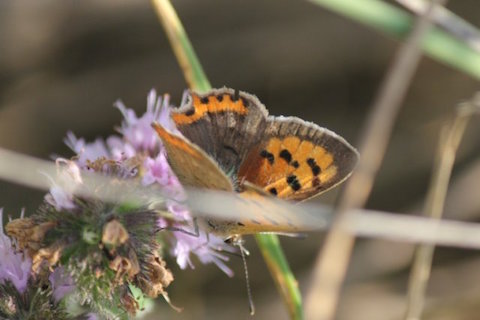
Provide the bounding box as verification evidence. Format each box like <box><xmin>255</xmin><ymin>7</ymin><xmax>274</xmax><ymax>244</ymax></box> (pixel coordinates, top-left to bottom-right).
<box><xmin>256</xmin><ymin>234</ymin><xmax>304</xmax><ymax>320</ymax></box>
<box><xmin>151</xmin><ymin>0</ymin><xmax>303</xmax><ymax>318</ymax></box>
<box><xmin>309</xmin><ymin>0</ymin><xmax>480</xmax><ymax>80</ymax></box>
<box><xmin>150</xmin><ymin>0</ymin><xmax>211</xmax><ymax>93</ymax></box>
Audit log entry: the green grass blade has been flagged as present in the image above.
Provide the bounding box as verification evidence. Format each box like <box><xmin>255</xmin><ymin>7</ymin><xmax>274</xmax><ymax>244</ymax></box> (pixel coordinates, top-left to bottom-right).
<box><xmin>151</xmin><ymin>0</ymin><xmax>303</xmax><ymax>318</ymax></box>
<box><xmin>150</xmin><ymin>0</ymin><xmax>211</xmax><ymax>93</ymax></box>
<box><xmin>256</xmin><ymin>234</ymin><xmax>304</xmax><ymax>320</ymax></box>
<box><xmin>309</xmin><ymin>0</ymin><xmax>480</xmax><ymax>80</ymax></box>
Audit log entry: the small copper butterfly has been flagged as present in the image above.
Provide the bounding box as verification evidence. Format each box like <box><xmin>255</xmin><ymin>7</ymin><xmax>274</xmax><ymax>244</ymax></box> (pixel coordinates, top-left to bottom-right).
<box><xmin>152</xmin><ymin>87</ymin><xmax>359</xmax><ymax>237</ymax></box>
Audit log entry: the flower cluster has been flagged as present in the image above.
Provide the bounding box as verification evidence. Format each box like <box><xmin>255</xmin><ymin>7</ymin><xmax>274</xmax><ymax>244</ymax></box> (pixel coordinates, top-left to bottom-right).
<box><xmin>65</xmin><ymin>90</ymin><xmax>235</xmax><ymax>275</ymax></box>
<box><xmin>3</xmin><ymin>90</ymin><xmax>234</xmax><ymax>319</ymax></box>
<box><xmin>0</xmin><ymin>209</ymin><xmax>71</xmax><ymax>319</ymax></box>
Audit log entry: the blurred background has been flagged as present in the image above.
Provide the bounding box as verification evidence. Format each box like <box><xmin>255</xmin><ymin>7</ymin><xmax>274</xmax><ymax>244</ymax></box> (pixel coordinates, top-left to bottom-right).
<box><xmin>1</xmin><ymin>1</ymin><xmax>480</xmax><ymax>319</ymax></box>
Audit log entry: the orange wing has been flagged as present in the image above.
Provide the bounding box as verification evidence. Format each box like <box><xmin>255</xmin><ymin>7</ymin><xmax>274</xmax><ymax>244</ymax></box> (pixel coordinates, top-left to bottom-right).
<box><xmin>154</xmin><ymin>89</ymin><xmax>358</xmax><ymax>236</ymax></box>
<box><xmin>170</xmin><ymin>88</ymin><xmax>268</xmax><ymax>174</ymax></box>
<box><xmin>238</xmin><ymin>117</ymin><xmax>359</xmax><ymax>201</ymax></box>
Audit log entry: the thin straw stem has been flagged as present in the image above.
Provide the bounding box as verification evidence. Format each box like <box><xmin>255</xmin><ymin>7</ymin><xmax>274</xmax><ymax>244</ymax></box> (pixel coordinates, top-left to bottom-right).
<box><xmin>305</xmin><ymin>1</ymin><xmax>446</xmax><ymax>319</ymax></box>
<box><xmin>404</xmin><ymin>96</ymin><xmax>480</xmax><ymax>320</ymax></box>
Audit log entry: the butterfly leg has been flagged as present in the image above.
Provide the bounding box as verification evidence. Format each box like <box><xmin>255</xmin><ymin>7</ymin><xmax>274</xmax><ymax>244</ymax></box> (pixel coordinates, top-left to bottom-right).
<box><xmin>156</xmin><ymin>217</ymin><xmax>200</xmax><ymax>238</ymax></box>
<box><xmin>160</xmin><ymin>218</ymin><xmax>217</xmax><ymax>253</ymax></box>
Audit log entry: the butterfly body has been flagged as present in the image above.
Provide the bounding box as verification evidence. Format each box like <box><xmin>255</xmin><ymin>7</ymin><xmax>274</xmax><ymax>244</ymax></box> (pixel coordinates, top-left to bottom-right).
<box><xmin>153</xmin><ymin>87</ymin><xmax>359</xmax><ymax>237</ymax></box>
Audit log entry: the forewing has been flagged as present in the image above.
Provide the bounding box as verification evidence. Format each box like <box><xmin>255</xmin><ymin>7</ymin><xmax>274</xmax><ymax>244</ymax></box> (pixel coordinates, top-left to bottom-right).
<box><xmin>171</xmin><ymin>88</ymin><xmax>268</xmax><ymax>173</ymax></box>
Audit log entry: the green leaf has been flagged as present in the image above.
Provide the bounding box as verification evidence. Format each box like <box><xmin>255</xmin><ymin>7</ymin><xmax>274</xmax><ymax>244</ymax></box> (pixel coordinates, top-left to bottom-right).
<box><xmin>255</xmin><ymin>234</ymin><xmax>304</xmax><ymax>320</ymax></box>
<box><xmin>309</xmin><ymin>0</ymin><xmax>480</xmax><ymax>80</ymax></box>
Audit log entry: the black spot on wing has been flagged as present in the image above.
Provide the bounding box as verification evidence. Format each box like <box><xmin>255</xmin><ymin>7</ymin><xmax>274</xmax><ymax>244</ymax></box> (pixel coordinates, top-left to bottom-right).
<box><xmin>279</xmin><ymin>149</ymin><xmax>292</xmax><ymax>163</ymax></box>
<box><xmin>216</xmin><ymin>94</ymin><xmax>224</xmax><ymax>102</ymax></box>
<box><xmin>268</xmin><ymin>187</ymin><xmax>278</xmax><ymax>196</ymax></box>
<box><xmin>286</xmin><ymin>175</ymin><xmax>301</xmax><ymax>191</ymax></box>
<box><xmin>200</xmin><ymin>96</ymin><xmax>209</xmax><ymax>104</ymax></box>
<box><xmin>291</xmin><ymin>160</ymin><xmax>299</xmax><ymax>168</ymax></box>
<box><xmin>260</xmin><ymin>150</ymin><xmax>275</xmax><ymax>165</ymax></box>
<box><xmin>307</xmin><ymin>158</ymin><xmax>321</xmax><ymax>176</ymax></box>
<box><xmin>185</xmin><ymin>107</ymin><xmax>195</xmax><ymax>116</ymax></box>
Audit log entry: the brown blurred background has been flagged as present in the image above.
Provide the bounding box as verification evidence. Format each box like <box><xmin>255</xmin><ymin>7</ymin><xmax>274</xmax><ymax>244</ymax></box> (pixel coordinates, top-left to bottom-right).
<box><xmin>1</xmin><ymin>1</ymin><xmax>480</xmax><ymax>319</ymax></box>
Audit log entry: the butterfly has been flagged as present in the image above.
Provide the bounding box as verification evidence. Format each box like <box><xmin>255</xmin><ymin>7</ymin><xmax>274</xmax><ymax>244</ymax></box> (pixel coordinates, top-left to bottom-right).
<box><xmin>152</xmin><ymin>87</ymin><xmax>359</xmax><ymax>238</ymax></box>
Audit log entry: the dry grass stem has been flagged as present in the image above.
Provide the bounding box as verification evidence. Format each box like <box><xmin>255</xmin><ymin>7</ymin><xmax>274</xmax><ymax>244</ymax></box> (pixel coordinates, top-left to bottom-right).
<box><xmin>305</xmin><ymin>1</ymin><xmax>447</xmax><ymax>319</ymax></box>
<box><xmin>7</xmin><ymin>147</ymin><xmax>480</xmax><ymax>250</ymax></box>
<box><xmin>404</xmin><ymin>94</ymin><xmax>480</xmax><ymax>320</ymax></box>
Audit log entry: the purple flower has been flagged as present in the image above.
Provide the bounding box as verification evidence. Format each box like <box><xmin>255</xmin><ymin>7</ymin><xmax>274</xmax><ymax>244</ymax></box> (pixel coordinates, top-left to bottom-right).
<box><xmin>142</xmin><ymin>154</ymin><xmax>186</xmax><ymax>202</ymax></box>
<box><xmin>64</xmin><ymin>133</ymin><xmax>111</xmax><ymax>167</ymax></box>
<box><xmin>142</xmin><ymin>153</ymin><xmax>173</xmax><ymax>187</ymax></box>
<box><xmin>45</xmin><ymin>185</ymin><xmax>75</xmax><ymax>211</ymax></box>
<box><xmin>86</xmin><ymin>313</ymin><xmax>98</xmax><ymax>320</ymax></box>
<box><xmin>61</xmin><ymin>89</ymin><xmax>235</xmax><ymax>275</ymax></box>
<box><xmin>114</xmin><ymin>89</ymin><xmax>181</xmax><ymax>153</ymax></box>
<box><xmin>43</xmin><ymin>158</ymin><xmax>83</xmax><ymax>210</ymax></box>
<box><xmin>0</xmin><ymin>209</ymin><xmax>32</xmax><ymax>293</ymax></box>
<box><xmin>49</xmin><ymin>266</ymin><xmax>75</xmax><ymax>302</ymax></box>
<box><xmin>171</xmin><ymin>230</ymin><xmax>235</xmax><ymax>277</ymax></box>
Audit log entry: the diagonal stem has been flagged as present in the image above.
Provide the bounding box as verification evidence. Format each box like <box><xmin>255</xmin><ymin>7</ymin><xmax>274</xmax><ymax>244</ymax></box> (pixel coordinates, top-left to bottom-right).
<box><xmin>395</xmin><ymin>0</ymin><xmax>480</xmax><ymax>54</ymax></box>
<box><xmin>308</xmin><ymin>0</ymin><xmax>480</xmax><ymax>81</ymax></box>
<box><xmin>305</xmin><ymin>0</ymin><xmax>447</xmax><ymax>319</ymax></box>
<box><xmin>404</xmin><ymin>95</ymin><xmax>480</xmax><ymax>320</ymax></box>
<box><xmin>150</xmin><ymin>0</ymin><xmax>211</xmax><ymax>93</ymax></box>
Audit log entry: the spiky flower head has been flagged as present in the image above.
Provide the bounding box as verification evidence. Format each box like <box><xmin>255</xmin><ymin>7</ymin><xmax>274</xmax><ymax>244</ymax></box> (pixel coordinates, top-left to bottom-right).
<box><xmin>0</xmin><ymin>209</ymin><xmax>69</xmax><ymax>319</ymax></box>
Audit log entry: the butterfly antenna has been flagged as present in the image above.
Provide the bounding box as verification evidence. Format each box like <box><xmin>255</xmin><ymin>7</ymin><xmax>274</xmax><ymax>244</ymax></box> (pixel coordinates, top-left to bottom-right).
<box><xmin>237</xmin><ymin>239</ymin><xmax>255</xmax><ymax>315</ymax></box>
